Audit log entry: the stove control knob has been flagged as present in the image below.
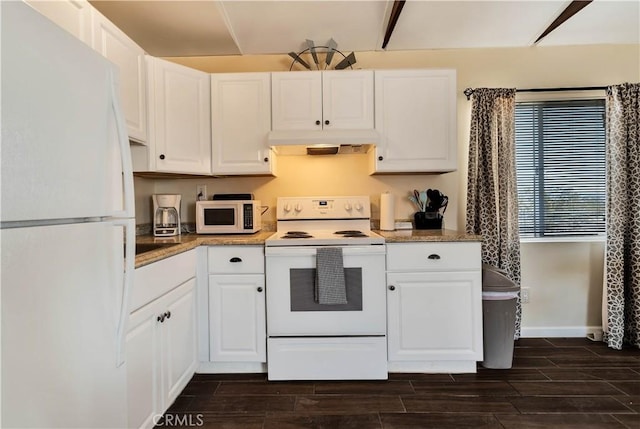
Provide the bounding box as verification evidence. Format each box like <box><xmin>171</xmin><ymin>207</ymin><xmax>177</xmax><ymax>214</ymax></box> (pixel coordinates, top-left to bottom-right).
<box><xmin>295</xmin><ymin>204</ymin><xmax>303</xmax><ymax>212</ymax></box>
<box><xmin>354</xmin><ymin>202</ymin><xmax>363</xmax><ymax>211</ymax></box>
<box><xmin>344</xmin><ymin>203</ymin><xmax>352</xmax><ymax>211</ymax></box>
<box><xmin>283</xmin><ymin>204</ymin><xmax>291</xmax><ymax>213</ymax></box>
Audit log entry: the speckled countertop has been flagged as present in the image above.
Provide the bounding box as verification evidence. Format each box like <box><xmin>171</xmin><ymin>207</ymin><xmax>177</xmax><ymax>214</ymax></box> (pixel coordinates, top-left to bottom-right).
<box><xmin>376</xmin><ymin>229</ymin><xmax>481</xmax><ymax>243</ymax></box>
<box><xmin>134</xmin><ymin>229</ymin><xmax>480</xmax><ymax>268</ymax></box>
<box><xmin>134</xmin><ymin>231</ymin><xmax>275</xmax><ymax>268</ymax></box>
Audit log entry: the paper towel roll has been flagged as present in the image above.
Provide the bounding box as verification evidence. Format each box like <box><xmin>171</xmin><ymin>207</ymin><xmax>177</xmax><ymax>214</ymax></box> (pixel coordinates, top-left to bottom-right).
<box><xmin>380</xmin><ymin>192</ymin><xmax>395</xmax><ymax>231</ymax></box>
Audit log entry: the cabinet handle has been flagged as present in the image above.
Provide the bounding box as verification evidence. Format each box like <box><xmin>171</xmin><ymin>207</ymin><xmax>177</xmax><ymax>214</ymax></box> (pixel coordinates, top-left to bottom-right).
<box><xmin>230</xmin><ymin>257</ymin><xmax>242</xmax><ymax>263</ymax></box>
<box><xmin>263</xmin><ymin>157</ymin><xmax>269</xmax><ymax>162</ymax></box>
<box><xmin>427</xmin><ymin>254</ymin><xmax>441</xmax><ymax>260</ymax></box>
<box><xmin>378</xmin><ymin>156</ymin><xmax>383</xmax><ymax>161</ymax></box>
<box><xmin>257</xmin><ymin>287</ymin><xmax>263</xmax><ymax>292</ymax></box>
<box><xmin>388</xmin><ymin>285</ymin><xmax>396</xmax><ymax>291</ymax></box>
<box><xmin>159</xmin><ymin>154</ymin><xmax>165</xmax><ymax>160</ymax></box>
<box><xmin>315</xmin><ymin>120</ymin><xmax>321</xmax><ymax>125</ymax></box>
<box><xmin>165</xmin><ymin>311</ymin><xmax>171</xmax><ymax>319</ymax></box>
<box><xmin>324</xmin><ymin>120</ymin><xmax>330</xmax><ymax>125</ymax></box>
<box><xmin>157</xmin><ymin>314</ymin><xmax>165</xmax><ymax>323</ymax></box>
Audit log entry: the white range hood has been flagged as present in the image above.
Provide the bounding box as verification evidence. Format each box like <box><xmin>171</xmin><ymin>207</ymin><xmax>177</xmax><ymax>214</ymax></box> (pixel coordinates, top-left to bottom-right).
<box><xmin>268</xmin><ymin>129</ymin><xmax>380</xmax><ymax>155</ymax></box>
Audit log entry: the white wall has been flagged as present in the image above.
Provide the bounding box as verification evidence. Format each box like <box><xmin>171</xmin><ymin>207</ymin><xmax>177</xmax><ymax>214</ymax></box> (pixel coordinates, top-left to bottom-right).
<box><xmin>135</xmin><ymin>43</ymin><xmax>639</xmax><ymax>336</ymax></box>
<box><xmin>520</xmin><ymin>240</ymin><xmax>605</xmax><ymax>337</ymax></box>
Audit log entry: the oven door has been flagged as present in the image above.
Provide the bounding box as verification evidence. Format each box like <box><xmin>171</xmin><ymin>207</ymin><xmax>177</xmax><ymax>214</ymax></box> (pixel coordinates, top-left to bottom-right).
<box><xmin>265</xmin><ymin>245</ymin><xmax>386</xmax><ymax>336</ymax></box>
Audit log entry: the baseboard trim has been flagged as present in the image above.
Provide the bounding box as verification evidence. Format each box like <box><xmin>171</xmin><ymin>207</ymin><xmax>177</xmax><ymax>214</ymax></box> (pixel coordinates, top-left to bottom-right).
<box><xmin>520</xmin><ymin>326</ymin><xmax>604</xmax><ymax>339</ymax></box>
<box><xmin>197</xmin><ymin>361</ymin><xmax>267</xmax><ymax>374</ymax></box>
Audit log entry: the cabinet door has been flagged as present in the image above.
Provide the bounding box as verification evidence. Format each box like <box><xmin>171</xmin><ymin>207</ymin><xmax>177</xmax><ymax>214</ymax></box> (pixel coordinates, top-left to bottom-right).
<box><xmin>209</xmin><ymin>274</ymin><xmax>266</xmax><ymax>362</ymax></box>
<box><xmin>322</xmin><ymin>70</ymin><xmax>374</xmax><ymax>130</ymax></box>
<box><xmin>148</xmin><ymin>57</ymin><xmax>211</xmax><ymax>174</ymax></box>
<box><xmin>387</xmin><ymin>271</ymin><xmax>482</xmax><ymax>362</ymax></box>
<box><xmin>25</xmin><ymin>0</ymin><xmax>92</xmax><ymax>45</ymax></box>
<box><xmin>161</xmin><ymin>278</ymin><xmax>197</xmax><ymax>407</ymax></box>
<box><xmin>271</xmin><ymin>71</ymin><xmax>322</xmax><ymax>130</ymax></box>
<box><xmin>127</xmin><ymin>297</ymin><xmax>162</xmax><ymax>429</ymax></box>
<box><xmin>372</xmin><ymin>69</ymin><xmax>457</xmax><ymax>173</ymax></box>
<box><xmin>211</xmin><ymin>73</ymin><xmax>274</xmax><ymax>175</ymax></box>
<box><xmin>91</xmin><ymin>9</ymin><xmax>147</xmax><ymax>143</ymax></box>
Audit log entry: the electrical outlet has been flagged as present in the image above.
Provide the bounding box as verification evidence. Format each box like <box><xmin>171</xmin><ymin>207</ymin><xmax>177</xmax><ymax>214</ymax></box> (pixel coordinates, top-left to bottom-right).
<box><xmin>196</xmin><ymin>185</ymin><xmax>207</xmax><ymax>201</ymax></box>
<box><xmin>521</xmin><ymin>287</ymin><xmax>530</xmax><ymax>304</ymax></box>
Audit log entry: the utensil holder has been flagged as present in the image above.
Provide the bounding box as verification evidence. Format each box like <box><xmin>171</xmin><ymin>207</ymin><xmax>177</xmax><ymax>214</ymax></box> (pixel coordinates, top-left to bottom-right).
<box><xmin>414</xmin><ymin>211</ymin><xmax>443</xmax><ymax>229</ymax></box>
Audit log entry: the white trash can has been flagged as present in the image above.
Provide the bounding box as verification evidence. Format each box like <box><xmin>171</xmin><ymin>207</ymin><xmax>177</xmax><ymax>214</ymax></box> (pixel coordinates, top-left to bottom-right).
<box><xmin>481</xmin><ymin>265</ymin><xmax>520</xmax><ymax>369</ymax></box>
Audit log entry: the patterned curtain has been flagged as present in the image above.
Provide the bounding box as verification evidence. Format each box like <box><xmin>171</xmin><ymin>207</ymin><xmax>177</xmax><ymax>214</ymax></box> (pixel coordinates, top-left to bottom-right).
<box><xmin>605</xmin><ymin>82</ymin><xmax>640</xmax><ymax>350</ymax></box>
<box><xmin>466</xmin><ymin>88</ymin><xmax>522</xmax><ymax>338</ymax></box>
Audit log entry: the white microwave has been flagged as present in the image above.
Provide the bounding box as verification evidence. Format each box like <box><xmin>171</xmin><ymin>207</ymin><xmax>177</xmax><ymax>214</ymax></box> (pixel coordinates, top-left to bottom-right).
<box><xmin>196</xmin><ymin>200</ymin><xmax>262</xmax><ymax>234</ymax></box>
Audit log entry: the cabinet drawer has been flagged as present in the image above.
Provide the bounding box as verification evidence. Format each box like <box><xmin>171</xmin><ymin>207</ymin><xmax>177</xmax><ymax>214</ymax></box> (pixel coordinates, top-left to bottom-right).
<box><xmin>208</xmin><ymin>246</ymin><xmax>264</xmax><ymax>274</ymax></box>
<box><xmin>386</xmin><ymin>242</ymin><xmax>481</xmax><ymax>272</ymax></box>
<box><xmin>131</xmin><ymin>249</ymin><xmax>197</xmax><ymax>312</ymax></box>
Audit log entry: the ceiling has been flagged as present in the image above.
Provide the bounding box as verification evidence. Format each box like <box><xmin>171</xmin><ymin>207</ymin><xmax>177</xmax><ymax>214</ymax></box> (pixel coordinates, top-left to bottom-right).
<box><xmin>90</xmin><ymin>0</ymin><xmax>640</xmax><ymax>58</ymax></box>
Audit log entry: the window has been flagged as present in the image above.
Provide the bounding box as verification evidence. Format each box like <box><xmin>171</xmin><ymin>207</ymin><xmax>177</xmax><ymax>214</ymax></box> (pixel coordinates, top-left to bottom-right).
<box><xmin>515</xmin><ymin>99</ymin><xmax>606</xmax><ymax>238</ymax></box>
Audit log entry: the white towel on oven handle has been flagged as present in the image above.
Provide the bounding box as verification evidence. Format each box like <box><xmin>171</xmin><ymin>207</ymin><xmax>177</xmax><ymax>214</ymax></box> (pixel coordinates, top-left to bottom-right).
<box><xmin>315</xmin><ymin>247</ymin><xmax>348</xmax><ymax>305</ymax></box>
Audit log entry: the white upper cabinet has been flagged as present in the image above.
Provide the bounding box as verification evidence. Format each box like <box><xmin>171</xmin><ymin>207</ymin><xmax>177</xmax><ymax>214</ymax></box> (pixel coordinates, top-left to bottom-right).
<box><xmin>211</xmin><ymin>73</ymin><xmax>275</xmax><ymax>175</ymax></box>
<box><xmin>91</xmin><ymin>9</ymin><xmax>147</xmax><ymax>143</ymax></box>
<box><xmin>146</xmin><ymin>56</ymin><xmax>211</xmax><ymax>175</ymax></box>
<box><xmin>271</xmin><ymin>70</ymin><xmax>374</xmax><ymax>130</ymax></box>
<box><xmin>371</xmin><ymin>69</ymin><xmax>457</xmax><ymax>174</ymax></box>
<box><xmin>25</xmin><ymin>0</ymin><xmax>92</xmax><ymax>45</ymax></box>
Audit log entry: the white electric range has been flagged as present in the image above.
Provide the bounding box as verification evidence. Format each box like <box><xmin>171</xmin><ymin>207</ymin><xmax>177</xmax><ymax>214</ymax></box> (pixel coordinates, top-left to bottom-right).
<box><xmin>265</xmin><ymin>196</ymin><xmax>388</xmax><ymax>380</ymax></box>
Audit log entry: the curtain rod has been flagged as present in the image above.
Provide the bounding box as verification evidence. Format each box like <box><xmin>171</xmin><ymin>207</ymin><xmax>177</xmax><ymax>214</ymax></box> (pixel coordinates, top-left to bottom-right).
<box><xmin>463</xmin><ymin>86</ymin><xmax>608</xmax><ymax>101</ymax></box>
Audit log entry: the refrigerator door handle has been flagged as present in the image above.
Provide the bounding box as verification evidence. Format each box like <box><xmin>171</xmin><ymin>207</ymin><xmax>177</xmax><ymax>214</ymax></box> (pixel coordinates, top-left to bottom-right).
<box><xmin>109</xmin><ymin>68</ymin><xmax>135</xmax><ymax>220</ymax></box>
<box><xmin>114</xmin><ymin>218</ymin><xmax>136</xmax><ymax>367</ymax></box>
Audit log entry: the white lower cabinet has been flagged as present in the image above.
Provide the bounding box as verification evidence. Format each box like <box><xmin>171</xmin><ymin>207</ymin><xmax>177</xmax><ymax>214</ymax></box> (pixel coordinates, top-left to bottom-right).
<box><xmin>209</xmin><ymin>274</ymin><xmax>266</xmax><ymax>362</ymax></box>
<box><xmin>386</xmin><ymin>242</ymin><xmax>483</xmax><ymax>373</ymax></box>
<box><xmin>204</xmin><ymin>246</ymin><xmax>266</xmax><ymax>373</ymax></box>
<box><xmin>127</xmin><ymin>251</ymin><xmax>197</xmax><ymax>429</ymax></box>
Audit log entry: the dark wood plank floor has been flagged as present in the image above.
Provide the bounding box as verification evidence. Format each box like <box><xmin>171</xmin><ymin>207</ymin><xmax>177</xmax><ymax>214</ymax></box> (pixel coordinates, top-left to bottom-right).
<box><xmin>159</xmin><ymin>338</ymin><xmax>640</xmax><ymax>428</ymax></box>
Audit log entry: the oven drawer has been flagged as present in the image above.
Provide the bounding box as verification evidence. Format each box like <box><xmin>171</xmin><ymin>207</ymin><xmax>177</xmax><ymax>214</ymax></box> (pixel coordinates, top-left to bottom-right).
<box><xmin>208</xmin><ymin>246</ymin><xmax>264</xmax><ymax>274</ymax></box>
<box><xmin>267</xmin><ymin>337</ymin><xmax>388</xmax><ymax>380</ymax></box>
<box><xmin>386</xmin><ymin>242</ymin><xmax>481</xmax><ymax>272</ymax></box>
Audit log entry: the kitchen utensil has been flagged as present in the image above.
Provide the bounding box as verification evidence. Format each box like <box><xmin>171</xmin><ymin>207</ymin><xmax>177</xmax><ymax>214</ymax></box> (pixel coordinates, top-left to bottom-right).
<box><xmin>413</xmin><ymin>189</ymin><xmax>422</xmax><ymax>211</ymax></box>
<box><xmin>440</xmin><ymin>196</ymin><xmax>449</xmax><ymax>213</ymax></box>
<box><xmin>419</xmin><ymin>191</ymin><xmax>428</xmax><ymax>211</ymax></box>
<box><xmin>425</xmin><ymin>189</ymin><xmax>448</xmax><ymax>213</ymax></box>
<box><xmin>408</xmin><ymin>195</ymin><xmax>422</xmax><ymax>212</ymax></box>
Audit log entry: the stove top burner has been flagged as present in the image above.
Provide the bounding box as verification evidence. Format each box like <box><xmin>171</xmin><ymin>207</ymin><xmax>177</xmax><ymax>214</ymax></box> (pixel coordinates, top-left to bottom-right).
<box><xmin>283</xmin><ymin>231</ymin><xmax>313</xmax><ymax>239</ymax></box>
<box><xmin>335</xmin><ymin>230</ymin><xmax>368</xmax><ymax>238</ymax></box>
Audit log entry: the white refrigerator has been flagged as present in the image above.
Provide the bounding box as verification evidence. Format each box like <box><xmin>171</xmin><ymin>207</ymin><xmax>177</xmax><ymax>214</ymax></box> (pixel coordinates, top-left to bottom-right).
<box><xmin>1</xmin><ymin>2</ymin><xmax>135</xmax><ymax>427</ymax></box>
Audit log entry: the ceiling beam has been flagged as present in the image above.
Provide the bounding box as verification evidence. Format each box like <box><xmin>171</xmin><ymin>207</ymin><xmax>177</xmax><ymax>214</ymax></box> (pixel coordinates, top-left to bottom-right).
<box><xmin>382</xmin><ymin>0</ymin><xmax>406</xmax><ymax>49</ymax></box>
<box><xmin>534</xmin><ymin>0</ymin><xmax>593</xmax><ymax>44</ymax></box>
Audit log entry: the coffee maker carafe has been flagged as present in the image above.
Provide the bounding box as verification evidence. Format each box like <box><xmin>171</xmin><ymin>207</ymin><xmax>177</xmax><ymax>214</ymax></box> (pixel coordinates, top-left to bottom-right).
<box><xmin>153</xmin><ymin>194</ymin><xmax>181</xmax><ymax>237</ymax></box>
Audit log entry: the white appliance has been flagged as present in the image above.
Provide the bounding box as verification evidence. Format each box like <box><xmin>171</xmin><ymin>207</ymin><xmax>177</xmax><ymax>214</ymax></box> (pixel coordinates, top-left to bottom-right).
<box><xmin>153</xmin><ymin>194</ymin><xmax>181</xmax><ymax>237</ymax></box>
<box><xmin>265</xmin><ymin>196</ymin><xmax>387</xmax><ymax>380</ymax></box>
<box><xmin>195</xmin><ymin>200</ymin><xmax>262</xmax><ymax>234</ymax></box>
<box><xmin>1</xmin><ymin>3</ymin><xmax>135</xmax><ymax>427</ymax></box>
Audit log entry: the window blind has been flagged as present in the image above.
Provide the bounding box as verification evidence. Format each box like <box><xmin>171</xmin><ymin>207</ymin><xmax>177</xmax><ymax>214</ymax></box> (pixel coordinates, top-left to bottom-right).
<box><xmin>515</xmin><ymin>99</ymin><xmax>606</xmax><ymax>237</ymax></box>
